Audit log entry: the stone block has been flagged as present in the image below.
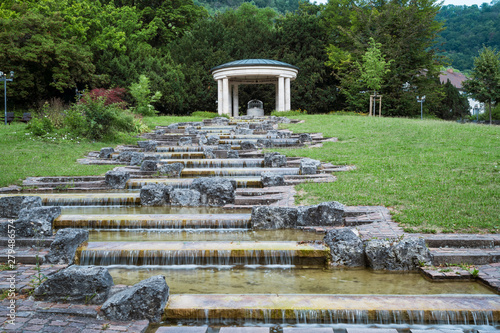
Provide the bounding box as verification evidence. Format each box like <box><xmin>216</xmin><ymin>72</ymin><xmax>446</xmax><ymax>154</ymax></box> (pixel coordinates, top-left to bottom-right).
<box><xmin>105</xmin><ymin>170</ymin><xmax>130</xmax><ymax>189</ymax></box>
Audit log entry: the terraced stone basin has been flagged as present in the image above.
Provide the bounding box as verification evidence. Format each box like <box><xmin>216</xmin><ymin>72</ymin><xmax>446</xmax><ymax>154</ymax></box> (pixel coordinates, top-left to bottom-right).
<box><xmin>108</xmin><ymin>267</ymin><xmax>495</xmax><ymax>295</ymax></box>
<box><xmin>180</xmin><ymin>167</ymin><xmax>299</xmax><ymax>177</ymax></box>
<box><xmin>160</xmin><ymin>158</ymin><xmax>265</xmax><ymax>168</ymax></box>
<box><xmin>127</xmin><ymin>177</ymin><xmax>262</xmax><ymax>189</ymax></box>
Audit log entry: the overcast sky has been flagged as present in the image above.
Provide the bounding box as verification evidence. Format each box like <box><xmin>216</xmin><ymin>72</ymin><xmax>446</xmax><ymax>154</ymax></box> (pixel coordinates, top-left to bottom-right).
<box><xmin>311</xmin><ymin>0</ymin><xmax>492</xmax><ymax>6</ymax></box>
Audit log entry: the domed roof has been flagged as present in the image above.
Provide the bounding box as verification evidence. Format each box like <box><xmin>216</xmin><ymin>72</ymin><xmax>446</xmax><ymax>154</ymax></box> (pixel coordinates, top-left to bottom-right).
<box><xmin>211</xmin><ymin>59</ymin><xmax>299</xmax><ymax>72</ymax></box>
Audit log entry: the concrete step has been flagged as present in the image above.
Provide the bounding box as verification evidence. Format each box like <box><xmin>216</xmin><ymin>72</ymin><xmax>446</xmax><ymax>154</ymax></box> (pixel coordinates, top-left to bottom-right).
<box><xmin>54</xmin><ymin>213</ymin><xmax>251</xmax><ymax>229</ymax></box>
<box><xmin>0</xmin><ymin>192</ymin><xmax>141</xmax><ymax>206</ymax></box>
<box><xmin>430</xmin><ymin>247</ymin><xmax>500</xmax><ymax>265</ymax></box>
<box><xmin>163</xmin><ymin>294</ymin><xmax>500</xmax><ymax>325</ymax></box>
<box><xmin>76</xmin><ymin>241</ymin><xmax>329</xmax><ymax>267</ymax></box>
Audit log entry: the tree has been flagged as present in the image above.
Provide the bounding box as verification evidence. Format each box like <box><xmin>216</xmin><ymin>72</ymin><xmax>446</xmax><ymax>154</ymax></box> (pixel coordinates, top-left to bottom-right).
<box><xmin>463</xmin><ymin>46</ymin><xmax>500</xmax><ymax>124</ymax></box>
<box><xmin>439</xmin><ymin>80</ymin><xmax>469</xmax><ymax>120</ymax></box>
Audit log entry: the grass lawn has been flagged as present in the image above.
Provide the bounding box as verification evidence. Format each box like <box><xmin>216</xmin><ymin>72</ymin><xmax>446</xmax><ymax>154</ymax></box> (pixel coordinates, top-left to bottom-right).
<box><xmin>275</xmin><ymin>115</ymin><xmax>499</xmax><ymax>233</ymax></box>
<box><xmin>0</xmin><ymin>123</ymin><xmax>123</xmax><ymax>187</ymax></box>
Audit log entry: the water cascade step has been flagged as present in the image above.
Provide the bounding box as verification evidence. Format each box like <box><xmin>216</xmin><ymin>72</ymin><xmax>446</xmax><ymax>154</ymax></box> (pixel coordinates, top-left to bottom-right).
<box><xmin>75</xmin><ymin>241</ymin><xmax>329</xmax><ymax>267</ymax></box>
<box><xmin>126</xmin><ymin>177</ymin><xmax>262</xmax><ymax>189</ymax></box>
<box><xmin>164</xmin><ymin>294</ymin><xmax>500</xmax><ymax>325</ymax></box>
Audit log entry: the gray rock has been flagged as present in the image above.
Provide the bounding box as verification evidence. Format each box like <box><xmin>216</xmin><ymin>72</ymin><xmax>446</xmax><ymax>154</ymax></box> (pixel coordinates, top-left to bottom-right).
<box><xmin>178</xmin><ymin>137</ymin><xmax>193</xmax><ymax>146</ymax></box>
<box><xmin>141</xmin><ymin>160</ymin><xmax>158</xmax><ymax>172</ymax></box>
<box><xmin>138</xmin><ymin>140</ymin><xmax>158</xmax><ymax>152</ymax></box>
<box><xmin>45</xmin><ymin>229</ymin><xmax>89</xmax><ymax>265</ymax></box>
<box><xmin>235</xmin><ymin>128</ymin><xmax>254</xmax><ymax>135</ymax></box>
<box><xmin>264</xmin><ymin>152</ymin><xmax>287</xmax><ymax>167</ymax></box>
<box><xmin>117</xmin><ymin>151</ymin><xmax>134</xmax><ymax>163</ymax></box>
<box><xmin>190</xmin><ymin>177</ymin><xmax>235</xmax><ymax>206</ymax></box>
<box><xmin>257</xmin><ymin>139</ymin><xmax>273</xmax><ymax>148</ymax></box>
<box><xmin>251</xmin><ymin>206</ymin><xmax>298</xmax><ymax>229</ymax></box>
<box><xmin>34</xmin><ymin>266</ymin><xmax>113</xmax><ymax>304</ymax></box>
<box><xmin>0</xmin><ymin>196</ymin><xmax>30</xmax><ymax>218</ymax></box>
<box><xmin>129</xmin><ymin>152</ymin><xmax>145</xmax><ymax>166</ymax></box>
<box><xmin>15</xmin><ymin>206</ymin><xmax>62</xmax><ymax>237</ymax></box>
<box><xmin>365</xmin><ymin>237</ymin><xmax>432</xmax><ymax>271</ymax></box>
<box><xmin>324</xmin><ymin>228</ymin><xmax>365</xmax><ymax>267</ymax></box>
<box><xmin>158</xmin><ymin>163</ymin><xmax>184</xmax><ymax>177</ymax></box>
<box><xmin>169</xmin><ymin>189</ymin><xmax>201</xmax><ymax>206</ymax></box>
<box><xmin>105</xmin><ymin>170</ymin><xmax>130</xmax><ymax>189</ymax></box>
<box><xmin>206</xmin><ymin>135</ymin><xmax>219</xmax><ymax>145</ymax></box>
<box><xmin>143</xmin><ymin>155</ymin><xmax>159</xmax><ymax>162</ymax></box>
<box><xmin>140</xmin><ymin>184</ymin><xmax>173</xmax><ymax>206</ymax></box>
<box><xmin>261</xmin><ymin>172</ymin><xmax>285</xmax><ymax>187</ymax></box>
<box><xmin>240</xmin><ymin>141</ymin><xmax>257</xmax><ymax>150</ymax></box>
<box><xmin>100</xmin><ymin>275</ymin><xmax>169</xmax><ymax>323</ymax></box>
<box><xmin>217</xmin><ymin>144</ymin><xmax>232</xmax><ymax>151</ymax></box>
<box><xmin>237</xmin><ymin>123</ymin><xmax>249</xmax><ymax>128</ymax></box>
<box><xmin>99</xmin><ymin>147</ymin><xmax>114</xmax><ymax>159</ymax></box>
<box><xmin>297</xmin><ymin>201</ymin><xmax>344</xmax><ymax>227</ymax></box>
<box><xmin>277</xmin><ymin>131</ymin><xmax>291</xmax><ymax>138</ymax></box>
<box><xmin>212</xmin><ymin>117</ymin><xmax>229</xmax><ymax>125</ymax></box>
<box><xmin>20</xmin><ymin>196</ymin><xmax>43</xmax><ymax>211</ymax></box>
<box><xmin>203</xmin><ymin>147</ymin><xmax>216</xmax><ymax>159</ymax></box>
<box><xmin>155</xmin><ymin>129</ymin><xmax>165</xmax><ymax>135</ymax></box>
<box><xmin>300</xmin><ymin>158</ymin><xmax>321</xmax><ymax>175</ymax></box>
<box><xmin>299</xmin><ymin>133</ymin><xmax>312</xmax><ymax>143</ymax></box>
<box><xmin>167</xmin><ymin>123</ymin><xmax>178</xmax><ymax>129</ymax></box>
<box><xmin>198</xmin><ymin>135</ymin><xmax>208</xmax><ymax>146</ymax></box>
<box><xmin>191</xmin><ymin>122</ymin><xmax>203</xmax><ymax>127</ymax></box>
<box><xmin>185</xmin><ymin>127</ymin><xmax>199</xmax><ymax>135</ymax></box>
<box><xmin>277</xmin><ymin>116</ymin><xmax>291</xmax><ymax>123</ymax></box>
<box><xmin>227</xmin><ymin>150</ymin><xmax>239</xmax><ymax>159</ymax></box>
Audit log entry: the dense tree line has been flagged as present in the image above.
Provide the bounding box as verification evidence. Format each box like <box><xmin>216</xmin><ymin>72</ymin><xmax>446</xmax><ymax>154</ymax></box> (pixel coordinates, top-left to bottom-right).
<box><xmin>0</xmin><ymin>0</ymin><xmax>472</xmax><ymax>118</ymax></box>
<box><xmin>435</xmin><ymin>1</ymin><xmax>500</xmax><ymax>71</ymax></box>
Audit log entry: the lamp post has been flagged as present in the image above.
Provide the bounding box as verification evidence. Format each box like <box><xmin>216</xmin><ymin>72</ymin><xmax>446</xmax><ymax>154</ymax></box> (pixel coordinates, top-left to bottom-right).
<box><xmin>1</xmin><ymin>71</ymin><xmax>14</xmax><ymax>125</ymax></box>
<box><xmin>473</xmin><ymin>104</ymin><xmax>479</xmax><ymax>122</ymax></box>
<box><xmin>416</xmin><ymin>95</ymin><xmax>426</xmax><ymax>120</ymax></box>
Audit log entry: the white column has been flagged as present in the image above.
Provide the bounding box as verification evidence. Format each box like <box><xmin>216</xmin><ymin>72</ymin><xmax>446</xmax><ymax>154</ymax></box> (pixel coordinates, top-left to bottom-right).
<box><xmin>285</xmin><ymin>77</ymin><xmax>291</xmax><ymax>111</ymax></box>
<box><xmin>217</xmin><ymin>79</ymin><xmax>223</xmax><ymax>115</ymax></box>
<box><xmin>278</xmin><ymin>76</ymin><xmax>285</xmax><ymax>112</ymax></box>
<box><xmin>232</xmin><ymin>84</ymin><xmax>239</xmax><ymax>117</ymax></box>
<box><xmin>222</xmin><ymin>77</ymin><xmax>229</xmax><ymax>116</ymax></box>
<box><xmin>228</xmin><ymin>83</ymin><xmax>232</xmax><ymax>116</ymax></box>
<box><xmin>275</xmin><ymin>82</ymin><xmax>279</xmax><ymax>111</ymax></box>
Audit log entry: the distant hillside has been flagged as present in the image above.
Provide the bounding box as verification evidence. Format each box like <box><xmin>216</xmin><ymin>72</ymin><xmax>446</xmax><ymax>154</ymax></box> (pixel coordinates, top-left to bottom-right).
<box><xmin>194</xmin><ymin>0</ymin><xmax>301</xmax><ymax>14</ymax></box>
<box><xmin>435</xmin><ymin>1</ymin><xmax>500</xmax><ymax>71</ymax></box>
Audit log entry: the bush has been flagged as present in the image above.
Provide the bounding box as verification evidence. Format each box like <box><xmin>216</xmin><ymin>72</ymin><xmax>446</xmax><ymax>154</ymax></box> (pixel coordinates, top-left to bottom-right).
<box><xmin>64</xmin><ymin>95</ymin><xmax>135</xmax><ymax>141</ymax></box>
<box><xmin>87</xmin><ymin>88</ymin><xmax>127</xmax><ymax>109</ymax></box>
<box><xmin>28</xmin><ymin>116</ymin><xmax>55</xmax><ymax>136</ymax></box>
<box><xmin>129</xmin><ymin>75</ymin><xmax>162</xmax><ymax>116</ymax></box>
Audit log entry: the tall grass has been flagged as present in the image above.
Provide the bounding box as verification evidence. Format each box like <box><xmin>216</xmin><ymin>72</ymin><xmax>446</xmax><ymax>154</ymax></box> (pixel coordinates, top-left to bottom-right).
<box><xmin>276</xmin><ymin>115</ymin><xmax>500</xmax><ymax>233</ymax></box>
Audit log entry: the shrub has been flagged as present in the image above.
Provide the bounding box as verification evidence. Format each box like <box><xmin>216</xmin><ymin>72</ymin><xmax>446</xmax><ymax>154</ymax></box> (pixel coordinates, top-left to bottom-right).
<box><xmin>129</xmin><ymin>75</ymin><xmax>162</xmax><ymax>116</ymax></box>
<box><xmin>28</xmin><ymin>116</ymin><xmax>55</xmax><ymax>136</ymax></box>
<box><xmin>64</xmin><ymin>95</ymin><xmax>135</xmax><ymax>141</ymax></box>
<box><xmin>87</xmin><ymin>88</ymin><xmax>127</xmax><ymax>109</ymax></box>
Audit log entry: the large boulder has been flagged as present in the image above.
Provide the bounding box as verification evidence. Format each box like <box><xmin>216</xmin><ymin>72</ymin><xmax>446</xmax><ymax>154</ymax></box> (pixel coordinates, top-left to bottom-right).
<box><xmin>20</xmin><ymin>196</ymin><xmax>43</xmax><ymax>211</ymax></box>
<box><xmin>167</xmin><ymin>123</ymin><xmax>178</xmax><ymax>129</ymax></box>
<box><xmin>297</xmin><ymin>201</ymin><xmax>344</xmax><ymax>227</ymax></box>
<box><xmin>117</xmin><ymin>151</ymin><xmax>134</xmax><ymax>163</ymax></box>
<box><xmin>235</xmin><ymin>128</ymin><xmax>253</xmax><ymax>135</ymax></box>
<box><xmin>158</xmin><ymin>163</ymin><xmax>184</xmax><ymax>177</ymax></box>
<box><xmin>105</xmin><ymin>171</ymin><xmax>130</xmax><ymax>189</ymax></box>
<box><xmin>178</xmin><ymin>137</ymin><xmax>192</xmax><ymax>146</ymax></box>
<box><xmin>240</xmin><ymin>141</ymin><xmax>257</xmax><ymax>150</ymax></box>
<box><xmin>138</xmin><ymin>140</ymin><xmax>158</xmax><ymax>152</ymax></box>
<box><xmin>190</xmin><ymin>177</ymin><xmax>235</xmax><ymax>206</ymax></box>
<box><xmin>169</xmin><ymin>189</ymin><xmax>201</xmax><ymax>206</ymax></box>
<box><xmin>299</xmin><ymin>133</ymin><xmax>312</xmax><ymax>143</ymax></box>
<box><xmin>217</xmin><ymin>144</ymin><xmax>232</xmax><ymax>151</ymax></box>
<box><xmin>227</xmin><ymin>150</ymin><xmax>239</xmax><ymax>159</ymax></box>
<box><xmin>155</xmin><ymin>129</ymin><xmax>165</xmax><ymax>135</ymax></box>
<box><xmin>185</xmin><ymin>127</ymin><xmax>199</xmax><ymax>135</ymax></box>
<box><xmin>129</xmin><ymin>152</ymin><xmax>145</xmax><ymax>166</ymax></box>
<box><xmin>99</xmin><ymin>147</ymin><xmax>114</xmax><ymax>159</ymax></box>
<box><xmin>365</xmin><ymin>237</ymin><xmax>432</xmax><ymax>271</ymax></box>
<box><xmin>198</xmin><ymin>135</ymin><xmax>208</xmax><ymax>146</ymax></box>
<box><xmin>251</xmin><ymin>206</ymin><xmax>298</xmax><ymax>229</ymax></box>
<box><xmin>324</xmin><ymin>228</ymin><xmax>365</xmax><ymax>267</ymax></box>
<box><xmin>141</xmin><ymin>160</ymin><xmax>158</xmax><ymax>172</ymax></box>
<box><xmin>300</xmin><ymin>158</ymin><xmax>321</xmax><ymax>175</ymax></box>
<box><xmin>34</xmin><ymin>266</ymin><xmax>113</xmax><ymax>304</ymax></box>
<box><xmin>206</xmin><ymin>135</ymin><xmax>219</xmax><ymax>145</ymax></box>
<box><xmin>257</xmin><ymin>139</ymin><xmax>273</xmax><ymax>148</ymax></box>
<box><xmin>45</xmin><ymin>229</ymin><xmax>89</xmax><ymax>265</ymax></box>
<box><xmin>140</xmin><ymin>184</ymin><xmax>173</xmax><ymax>206</ymax></box>
<box><xmin>15</xmin><ymin>206</ymin><xmax>62</xmax><ymax>237</ymax></box>
<box><xmin>264</xmin><ymin>152</ymin><xmax>287</xmax><ymax>168</ymax></box>
<box><xmin>261</xmin><ymin>172</ymin><xmax>285</xmax><ymax>187</ymax></box>
<box><xmin>100</xmin><ymin>275</ymin><xmax>169</xmax><ymax>323</ymax></box>
<box><xmin>212</xmin><ymin>117</ymin><xmax>229</xmax><ymax>125</ymax></box>
<box><xmin>1</xmin><ymin>196</ymin><xmax>40</xmax><ymax>218</ymax></box>
<box><xmin>203</xmin><ymin>147</ymin><xmax>216</xmax><ymax>159</ymax></box>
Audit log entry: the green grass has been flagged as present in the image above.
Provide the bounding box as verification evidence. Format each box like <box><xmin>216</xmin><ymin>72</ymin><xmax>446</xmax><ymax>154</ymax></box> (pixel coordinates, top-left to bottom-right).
<box><xmin>275</xmin><ymin>114</ymin><xmax>500</xmax><ymax>233</ymax></box>
<box><xmin>142</xmin><ymin>115</ymin><xmax>208</xmax><ymax>128</ymax></box>
<box><xmin>0</xmin><ymin>123</ymin><xmax>124</xmax><ymax>187</ymax></box>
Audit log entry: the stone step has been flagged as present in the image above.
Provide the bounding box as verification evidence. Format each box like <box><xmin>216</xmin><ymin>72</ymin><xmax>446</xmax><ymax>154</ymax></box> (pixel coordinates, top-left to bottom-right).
<box><xmin>126</xmin><ymin>177</ymin><xmax>262</xmax><ymax>189</ymax></box>
<box><xmin>160</xmin><ymin>158</ymin><xmax>265</xmax><ymax>168</ymax></box>
<box><xmin>234</xmin><ymin>195</ymin><xmax>282</xmax><ymax>205</ymax></box>
<box><xmin>54</xmin><ymin>214</ymin><xmax>251</xmax><ymax>229</ymax></box>
<box><xmin>0</xmin><ymin>192</ymin><xmax>141</xmax><ymax>206</ymax></box>
<box><xmin>180</xmin><ymin>167</ymin><xmax>299</xmax><ymax>177</ymax></box>
<box><xmin>163</xmin><ymin>294</ymin><xmax>500</xmax><ymax>325</ymax></box>
<box><xmin>76</xmin><ymin>241</ymin><xmax>329</xmax><ymax>267</ymax></box>
<box><xmin>153</xmin><ymin>152</ymin><xmax>207</xmax><ymax>159</ymax></box>
<box><xmin>430</xmin><ymin>247</ymin><xmax>500</xmax><ymax>265</ymax></box>
<box><xmin>156</xmin><ymin>146</ymin><xmax>205</xmax><ymax>152</ymax></box>
<box><xmin>424</xmin><ymin>235</ymin><xmax>500</xmax><ymax>248</ymax></box>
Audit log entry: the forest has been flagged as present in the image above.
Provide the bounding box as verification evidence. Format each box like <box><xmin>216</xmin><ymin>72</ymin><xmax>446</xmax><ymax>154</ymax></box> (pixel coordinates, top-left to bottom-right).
<box><xmin>0</xmin><ymin>0</ymin><xmax>497</xmax><ymax>118</ymax></box>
